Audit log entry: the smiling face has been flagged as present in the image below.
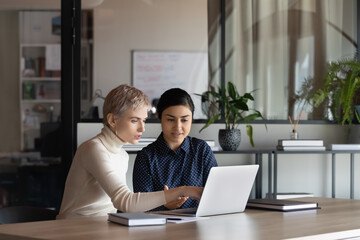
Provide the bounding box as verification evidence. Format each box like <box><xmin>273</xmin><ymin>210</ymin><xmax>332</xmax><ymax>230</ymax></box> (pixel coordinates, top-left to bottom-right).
<box><xmin>160</xmin><ymin>105</ymin><xmax>192</xmax><ymax>151</ymax></box>
<box><xmin>109</xmin><ymin>106</ymin><xmax>148</xmax><ymax>144</ymax></box>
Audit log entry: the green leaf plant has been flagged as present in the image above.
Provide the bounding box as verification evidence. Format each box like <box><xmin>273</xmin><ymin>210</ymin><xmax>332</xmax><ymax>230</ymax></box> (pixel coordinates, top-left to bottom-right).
<box><xmin>299</xmin><ymin>58</ymin><xmax>360</xmax><ymax>125</ymax></box>
<box><xmin>197</xmin><ymin>82</ymin><xmax>266</xmax><ymax>147</ymax></box>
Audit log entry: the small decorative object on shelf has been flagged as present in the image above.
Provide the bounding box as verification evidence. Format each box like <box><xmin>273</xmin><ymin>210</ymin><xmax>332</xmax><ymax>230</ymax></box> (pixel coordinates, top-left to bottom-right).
<box><xmin>290</xmin><ymin>129</ymin><xmax>298</xmax><ymax>140</ymax></box>
<box><xmin>288</xmin><ymin>115</ymin><xmax>299</xmax><ymax>140</ymax></box>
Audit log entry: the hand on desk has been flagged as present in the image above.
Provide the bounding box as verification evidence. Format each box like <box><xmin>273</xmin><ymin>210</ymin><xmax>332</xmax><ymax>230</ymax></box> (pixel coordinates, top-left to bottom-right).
<box><xmin>164</xmin><ymin>185</ymin><xmax>188</xmax><ymax>209</ymax></box>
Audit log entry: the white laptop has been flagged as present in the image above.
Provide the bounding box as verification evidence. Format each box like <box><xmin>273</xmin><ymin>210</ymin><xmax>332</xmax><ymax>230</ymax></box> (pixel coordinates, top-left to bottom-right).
<box><xmin>153</xmin><ymin>165</ymin><xmax>259</xmax><ymax>217</ymax></box>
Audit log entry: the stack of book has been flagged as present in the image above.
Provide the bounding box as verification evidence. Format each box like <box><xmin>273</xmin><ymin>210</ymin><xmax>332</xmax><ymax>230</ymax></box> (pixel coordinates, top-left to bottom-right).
<box><xmin>123</xmin><ymin>137</ymin><xmax>156</xmax><ymax>151</ymax></box>
<box><xmin>205</xmin><ymin>140</ymin><xmax>219</xmax><ymax>151</ymax></box>
<box><xmin>277</xmin><ymin>139</ymin><xmax>326</xmax><ymax>151</ymax></box>
<box><xmin>246</xmin><ymin>198</ymin><xmax>319</xmax><ymax>211</ymax></box>
<box><xmin>265</xmin><ymin>192</ymin><xmax>314</xmax><ymax>199</ymax></box>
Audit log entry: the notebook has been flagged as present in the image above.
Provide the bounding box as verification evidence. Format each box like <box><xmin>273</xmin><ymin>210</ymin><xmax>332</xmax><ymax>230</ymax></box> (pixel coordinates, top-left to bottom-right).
<box><xmin>246</xmin><ymin>198</ymin><xmax>319</xmax><ymax>211</ymax></box>
<box><xmin>153</xmin><ymin>165</ymin><xmax>259</xmax><ymax>217</ymax></box>
<box><xmin>108</xmin><ymin>212</ymin><xmax>166</xmax><ymax>226</ymax></box>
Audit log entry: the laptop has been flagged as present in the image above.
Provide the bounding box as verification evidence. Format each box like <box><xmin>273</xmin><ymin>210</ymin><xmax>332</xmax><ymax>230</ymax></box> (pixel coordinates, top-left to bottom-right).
<box><xmin>153</xmin><ymin>165</ymin><xmax>259</xmax><ymax>217</ymax></box>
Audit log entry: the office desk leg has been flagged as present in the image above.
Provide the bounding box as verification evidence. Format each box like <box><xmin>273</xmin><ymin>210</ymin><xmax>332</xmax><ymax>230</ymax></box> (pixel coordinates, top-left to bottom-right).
<box><xmin>351</xmin><ymin>153</ymin><xmax>354</xmax><ymax>199</ymax></box>
<box><xmin>332</xmin><ymin>153</ymin><xmax>336</xmax><ymax>198</ymax></box>
<box><xmin>255</xmin><ymin>153</ymin><xmax>262</xmax><ymax>198</ymax></box>
<box><xmin>268</xmin><ymin>153</ymin><xmax>272</xmax><ymax>198</ymax></box>
<box><xmin>273</xmin><ymin>153</ymin><xmax>277</xmax><ymax>199</ymax></box>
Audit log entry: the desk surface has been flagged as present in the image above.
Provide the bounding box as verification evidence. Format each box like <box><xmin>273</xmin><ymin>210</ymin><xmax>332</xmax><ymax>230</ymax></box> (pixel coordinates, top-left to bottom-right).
<box><xmin>1</xmin><ymin>198</ymin><xmax>360</xmax><ymax>240</ymax></box>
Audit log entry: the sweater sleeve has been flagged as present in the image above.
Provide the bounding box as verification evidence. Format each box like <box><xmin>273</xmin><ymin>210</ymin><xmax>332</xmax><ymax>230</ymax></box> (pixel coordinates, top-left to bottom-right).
<box><xmin>80</xmin><ymin>141</ymin><xmax>166</xmax><ymax>212</ymax></box>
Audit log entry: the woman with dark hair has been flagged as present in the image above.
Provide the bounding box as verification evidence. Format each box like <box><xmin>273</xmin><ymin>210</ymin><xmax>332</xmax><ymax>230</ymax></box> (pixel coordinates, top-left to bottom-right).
<box><xmin>57</xmin><ymin>85</ymin><xmax>203</xmax><ymax>219</ymax></box>
<box><xmin>133</xmin><ymin>88</ymin><xmax>218</xmax><ymax>211</ymax></box>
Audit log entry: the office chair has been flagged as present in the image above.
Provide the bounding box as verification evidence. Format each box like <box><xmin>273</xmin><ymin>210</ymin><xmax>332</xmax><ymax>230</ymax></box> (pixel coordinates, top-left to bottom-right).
<box><xmin>0</xmin><ymin>206</ymin><xmax>58</xmax><ymax>224</ymax></box>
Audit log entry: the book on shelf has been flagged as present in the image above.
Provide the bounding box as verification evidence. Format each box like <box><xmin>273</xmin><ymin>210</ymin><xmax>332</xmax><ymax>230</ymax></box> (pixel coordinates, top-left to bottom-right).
<box><xmin>123</xmin><ymin>147</ymin><xmax>146</xmax><ymax>151</ymax></box>
<box><xmin>330</xmin><ymin>144</ymin><xmax>360</xmax><ymax>150</ymax></box>
<box><xmin>124</xmin><ymin>143</ymin><xmax>151</xmax><ymax>146</ymax></box>
<box><xmin>139</xmin><ymin>137</ymin><xmax>157</xmax><ymax>143</ymax></box>
<box><xmin>23</xmin><ymin>82</ymin><xmax>36</xmax><ymax>100</ymax></box>
<box><xmin>123</xmin><ymin>145</ymin><xmax>149</xmax><ymax>151</ymax></box>
<box><xmin>123</xmin><ymin>138</ymin><xmax>156</xmax><ymax>151</ymax></box>
<box><xmin>276</xmin><ymin>145</ymin><xmax>326</xmax><ymax>151</ymax></box>
<box><xmin>211</xmin><ymin>146</ymin><xmax>220</xmax><ymax>151</ymax></box>
<box><xmin>278</xmin><ymin>139</ymin><xmax>324</xmax><ymax>147</ymax></box>
<box><xmin>205</xmin><ymin>140</ymin><xmax>216</xmax><ymax>147</ymax></box>
<box><xmin>246</xmin><ymin>198</ymin><xmax>319</xmax><ymax>211</ymax></box>
<box><xmin>108</xmin><ymin>212</ymin><xmax>166</xmax><ymax>226</ymax></box>
<box><xmin>265</xmin><ymin>192</ymin><xmax>314</xmax><ymax>199</ymax></box>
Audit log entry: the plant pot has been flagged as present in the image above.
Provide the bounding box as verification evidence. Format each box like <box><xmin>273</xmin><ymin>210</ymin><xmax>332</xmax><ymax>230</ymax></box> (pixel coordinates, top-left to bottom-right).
<box><xmin>348</xmin><ymin>124</ymin><xmax>360</xmax><ymax>143</ymax></box>
<box><xmin>218</xmin><ymin>129</ymin><xmax>241</xmax><ymax>151</ymax></box>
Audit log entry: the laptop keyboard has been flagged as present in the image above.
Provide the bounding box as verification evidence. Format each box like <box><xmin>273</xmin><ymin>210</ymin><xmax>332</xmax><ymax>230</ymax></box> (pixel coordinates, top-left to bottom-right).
<box><xmin>151</xmin><ymin>207</ymin><xmax>198</xmax><ymax>216</ymax></box>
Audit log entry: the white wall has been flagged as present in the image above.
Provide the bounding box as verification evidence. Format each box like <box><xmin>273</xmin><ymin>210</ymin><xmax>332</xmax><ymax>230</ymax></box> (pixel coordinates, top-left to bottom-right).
<box><xmin>78</xmin><ymin>122</ymin><xmax>360</xmax><ymax>199</ymax></box>
<box><xmin>92</xmin><ymin>0</ymin><xmax>208</xmax><ymax>105</ymax></box>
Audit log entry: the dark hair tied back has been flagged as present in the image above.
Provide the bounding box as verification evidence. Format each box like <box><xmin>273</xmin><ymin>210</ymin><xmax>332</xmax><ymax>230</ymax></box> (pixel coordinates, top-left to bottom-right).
<box><xmin>156</xmin><ymin>88</ymin><xmax>195</xmax><ymax>119</ymax></box>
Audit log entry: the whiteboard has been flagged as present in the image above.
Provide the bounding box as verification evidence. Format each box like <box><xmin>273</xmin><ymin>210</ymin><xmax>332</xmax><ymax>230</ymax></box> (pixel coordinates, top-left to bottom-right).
<box><xmin>132</xmin><ymin>51</ymin><xmax>208</xmax><ymax>119</ymax></box>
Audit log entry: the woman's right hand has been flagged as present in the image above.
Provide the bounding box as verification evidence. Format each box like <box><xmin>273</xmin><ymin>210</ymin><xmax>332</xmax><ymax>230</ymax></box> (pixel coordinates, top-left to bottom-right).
<box><xmin>164</xmin><ymin>186</ymin><xmax>203</xmax><ymax>204</ymax></box>
<box><xmin>183</xmin><ymin>186</ymin><xmax>203</xmax><ymax>202</ymax></box>
<box><xmin>163</xmin><ymin>185</ymin><xmax>188</xmax><ymax>209</ymax></box>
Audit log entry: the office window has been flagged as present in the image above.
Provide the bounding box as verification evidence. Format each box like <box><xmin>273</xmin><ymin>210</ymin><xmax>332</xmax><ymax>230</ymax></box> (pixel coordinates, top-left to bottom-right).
<box><xmin>213</xmin><ymin>0</ymin><xmax>357</xmax><ymax>121</ymax></box>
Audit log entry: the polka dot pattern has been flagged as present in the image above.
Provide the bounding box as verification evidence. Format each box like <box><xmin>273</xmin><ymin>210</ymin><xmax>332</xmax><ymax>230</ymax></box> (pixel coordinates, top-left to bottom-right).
<box><xmin>133</xmin><ymin>133</ymin><xmax>218</xmax><ymax>211</ymax></box>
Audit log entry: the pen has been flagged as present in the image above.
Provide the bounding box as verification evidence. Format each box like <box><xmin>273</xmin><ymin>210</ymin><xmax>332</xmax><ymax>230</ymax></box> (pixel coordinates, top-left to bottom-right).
<box><xmin>167</xmin><ymin>217</ymin><xmax>184</xmax><ymax>221</ymax></box>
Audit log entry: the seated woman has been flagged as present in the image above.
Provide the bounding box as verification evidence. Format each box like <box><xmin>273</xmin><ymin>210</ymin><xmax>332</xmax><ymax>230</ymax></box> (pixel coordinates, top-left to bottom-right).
<box><xmin>133</xmin><ymin>88</ymin><xmax>218</xmax><ymax>211</ymax></box>
<box><xmin>57</xmin><ymin>85</ymin><xmax>203</xmax><ymax>219</ymax></box>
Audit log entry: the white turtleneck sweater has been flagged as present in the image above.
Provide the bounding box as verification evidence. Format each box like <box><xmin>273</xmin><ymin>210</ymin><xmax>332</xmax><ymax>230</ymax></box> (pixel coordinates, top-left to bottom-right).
<box><xmin>57</xmin><ymin>126</ymin><xmax>166</xmax><ymax>219</ymax></box>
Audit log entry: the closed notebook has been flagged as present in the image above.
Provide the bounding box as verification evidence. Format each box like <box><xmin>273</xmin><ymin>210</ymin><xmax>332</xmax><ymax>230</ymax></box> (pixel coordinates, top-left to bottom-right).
<box><xmin>246</xmin><ymin>199</ymin><xmax>319</xmax><ymax>211</ymax></box>
<box><xmin>108</xmin><ymin>212</ymin><xmax>166</xmax><ymax>226</ymax></box>
<box><xmin>278</xmin><ymin>139</ymin><xmax>324</xmax><ymax>146</ymax></box>
<box><xmin>276</xmin><ymin>146</ymin><xmax>326</xmax><ymax>151</ymax></box>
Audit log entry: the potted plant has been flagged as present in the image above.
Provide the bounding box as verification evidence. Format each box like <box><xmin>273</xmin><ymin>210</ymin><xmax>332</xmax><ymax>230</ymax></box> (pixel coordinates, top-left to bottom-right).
<box><xmin>197</xmin><ymin>82</ymin><xmax>265</xmax><ymax>150</ymax></box>
<box><xmin>297</xmin><ymin>58</ymin><xmax>360</xmax><ymax>125</ymax></box>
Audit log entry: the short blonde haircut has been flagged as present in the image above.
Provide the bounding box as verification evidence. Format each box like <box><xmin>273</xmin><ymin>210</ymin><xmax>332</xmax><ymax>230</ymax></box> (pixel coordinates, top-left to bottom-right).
<box><xmin>102</xmin><ymin>84</ymin><xmax>151</xmax><ymax>125</ymax></box>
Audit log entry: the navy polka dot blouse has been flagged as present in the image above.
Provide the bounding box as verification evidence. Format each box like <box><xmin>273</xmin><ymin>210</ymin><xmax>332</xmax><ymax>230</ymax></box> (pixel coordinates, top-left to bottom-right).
<box><xmin>132</xmin><ymin>133</ymin><xmax>218</xmax><ymax>211</ymax></box>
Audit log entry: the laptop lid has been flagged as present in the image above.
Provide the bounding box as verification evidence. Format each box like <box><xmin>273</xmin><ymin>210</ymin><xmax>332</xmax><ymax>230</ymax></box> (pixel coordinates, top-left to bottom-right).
<box><xmin>195</xmin><ymin>164</ymin><xmax>259</xmax><ymax>217</ymax></box>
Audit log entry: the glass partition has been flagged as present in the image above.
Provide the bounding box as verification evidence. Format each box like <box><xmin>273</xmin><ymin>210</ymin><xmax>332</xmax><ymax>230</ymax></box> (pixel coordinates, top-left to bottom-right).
<box><xmin>221</xmin><ymin>0</ymin><xmax>357</xmax><ymax>121</ymax></box>
<box><xmin>79</xmin><ymin>0</ymin><xmax>358</xmax><ymax>122</ymax></box>
<box><xmin>80</xmin><ymin>0</ymin><xmax>208</xmax><ymax>120</ymax></box>
<box><xmin>0</xmin><ymin>0</ymin><xmax>63</xmax><ymax>209</ymax></box>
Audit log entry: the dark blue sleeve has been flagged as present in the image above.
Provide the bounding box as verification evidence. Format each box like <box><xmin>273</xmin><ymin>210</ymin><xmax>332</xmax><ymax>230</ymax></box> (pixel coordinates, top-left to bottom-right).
<box><xmin>132</xmin><ymin>150</ymin><xmax>154</xmax><ymax>193</ymax></box>
<box><xmin>201</xmin><ymin>142</ymin><xmax>218</xmax><ymax>184</ymax></box>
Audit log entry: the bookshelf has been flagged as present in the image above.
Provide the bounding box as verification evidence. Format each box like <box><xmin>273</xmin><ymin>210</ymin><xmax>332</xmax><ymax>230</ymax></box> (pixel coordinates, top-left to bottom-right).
<box><xmin>18</xmin><ymin>10</ymin><xmax>93</xmax><ymax>150</ymax></box>
<box><xmin>20</xmin><ymin>44</ymin><xmax>61</xmax><ymax>150</ymax></box>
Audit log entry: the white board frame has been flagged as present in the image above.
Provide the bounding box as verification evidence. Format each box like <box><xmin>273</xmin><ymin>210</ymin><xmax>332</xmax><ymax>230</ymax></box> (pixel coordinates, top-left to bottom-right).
<box><xmin>132</xmin><ymin>50</ymin><xmax>208</xmax><ymax>119</ymax></box>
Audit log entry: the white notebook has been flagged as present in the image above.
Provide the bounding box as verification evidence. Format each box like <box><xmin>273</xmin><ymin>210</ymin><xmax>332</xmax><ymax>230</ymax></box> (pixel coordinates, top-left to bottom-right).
<box><xmin>108</xmin><ymin>212</ymin><xmax>166</xmax><ymax>226</ymax></box>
